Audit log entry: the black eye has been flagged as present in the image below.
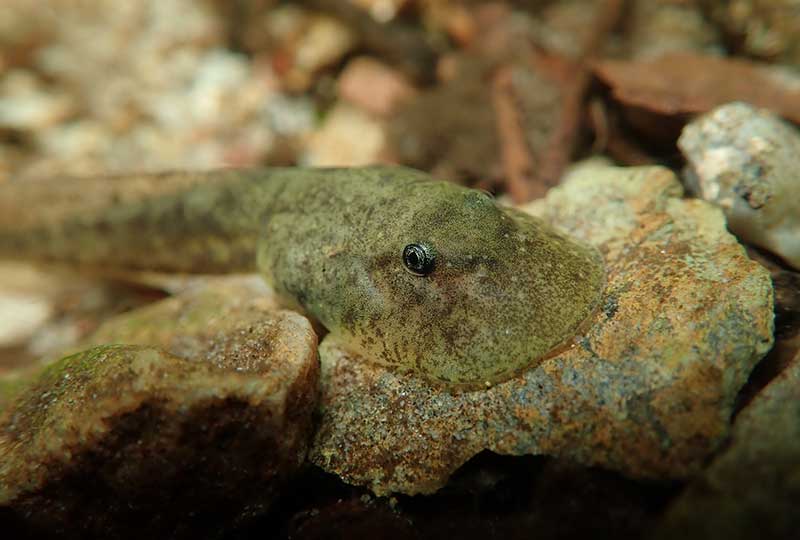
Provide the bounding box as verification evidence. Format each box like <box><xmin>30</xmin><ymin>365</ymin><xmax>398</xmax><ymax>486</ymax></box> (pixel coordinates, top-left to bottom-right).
<box><xmin>403</xmin><ymin>243</ymin><xmax>435</xmax><ymax>276</ymax></box>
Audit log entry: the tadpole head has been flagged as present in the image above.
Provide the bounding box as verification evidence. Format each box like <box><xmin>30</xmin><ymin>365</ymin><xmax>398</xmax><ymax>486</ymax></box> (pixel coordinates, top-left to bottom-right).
<box><xmin>345</xmin><ymin>184</ymin><xmax>606</xmax><ymax>388</ymax></box>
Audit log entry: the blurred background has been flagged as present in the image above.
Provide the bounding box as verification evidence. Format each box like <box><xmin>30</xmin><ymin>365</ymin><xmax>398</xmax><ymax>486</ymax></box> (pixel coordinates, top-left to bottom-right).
<box><xmin>2</xmin><ymin>0</ymin><xmax>798</xmax><ymax>199</ymax></box>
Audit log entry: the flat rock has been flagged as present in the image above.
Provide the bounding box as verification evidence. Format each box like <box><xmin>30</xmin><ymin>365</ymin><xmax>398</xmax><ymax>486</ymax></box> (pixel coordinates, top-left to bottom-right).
<box><xmin>310</xmin><ymin>162</ymin><xmax>774</xmax><ymax>495</ymax></box>
<box><xmin>655</xmin><ymin>350</ymin><xmax>800</xmax><ymax>540</ymax></box>
<box><xmin>0</xmin><ymin>279</ymin><xmax>318</xmax><ymax>538</ymax></box>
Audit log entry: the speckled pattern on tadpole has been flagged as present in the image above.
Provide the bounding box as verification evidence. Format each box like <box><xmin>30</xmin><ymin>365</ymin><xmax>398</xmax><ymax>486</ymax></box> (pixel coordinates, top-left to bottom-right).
<box><xmin>0</xmin><ymin>166</ymin><xmax>604</xmax><ymax>387</ymax></box>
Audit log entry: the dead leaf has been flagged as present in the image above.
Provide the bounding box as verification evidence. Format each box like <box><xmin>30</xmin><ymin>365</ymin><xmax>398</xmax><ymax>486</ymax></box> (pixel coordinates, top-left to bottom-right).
<box><xmin>593</xmin><ymin>53</ymin><xmax>800</xmax><ymax>123</ymax></box>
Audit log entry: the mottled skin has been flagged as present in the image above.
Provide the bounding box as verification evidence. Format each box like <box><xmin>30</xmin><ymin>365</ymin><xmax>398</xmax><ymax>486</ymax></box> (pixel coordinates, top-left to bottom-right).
<box><xmin>0</xmin><ymin>166</ymin><xmax>605</xmax><ymax>387</ymax></box>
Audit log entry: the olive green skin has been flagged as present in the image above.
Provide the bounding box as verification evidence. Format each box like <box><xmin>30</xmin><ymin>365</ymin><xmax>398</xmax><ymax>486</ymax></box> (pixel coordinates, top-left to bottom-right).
<box><xmin>0</xmin><ymin>166</ymin><xmax>605</xmax><ymax>387</ymax></box>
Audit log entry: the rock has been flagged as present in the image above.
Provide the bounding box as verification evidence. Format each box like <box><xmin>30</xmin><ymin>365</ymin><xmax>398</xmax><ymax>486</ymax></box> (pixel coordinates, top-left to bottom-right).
<box><xmin>530</xmin><ymin>0</ymin><xmax>606</xmax><ymax>60</ymax></box>
<box><xmin>704</xmin><ymin>0</ymin><xmax>800</xmax><ymax>66</ymax></box>
<box><xmin>0</xmin><ymin>279</ymin><xmax>318</xmax><ymax>539</ymax></box>
<box><xmin>627</xmin><ymin>0</ymin><xmax>722</xmax><ymax>59</ymax></box>
<box><xmin>0</xmin><ymin>263</ymin><xmax>171</xmax><ymax>407</ymax></box>
<box><xmin>259</xmin><ymin>5</ymin><xmax>356</xmax><ymax>92</ymax></box>
<box><xmin>654</xmin><ymin>350</ymin><xmax>800</xmax><ymax>540</ymax></box>
<box><xmin>0</xmin><ymin>265</ymin><xmax>54</xmax><ymax>349</ymax></box>
<box><xmin>0</xmin><ymin>70</ymin><xmax>75</xmax><ymax>130</ymax></box>
<box><xmin>310</xmin><ymin>162</ymin><xmax>774</xmax><ymax>495</ymax></box>
<box><xmin>679</xmin><ymin>102</ymin><xmax>800</xmax><ymax>270</ymax></box>
<box><xmin>304</xmin><ymin>103</ymin><xmax>387</xmax><ymax>167</ymax></box>
<box><xmin>295</xmin><ymin>15</ymin><xmax>355</xmax><ymax>70</ymax></box>
<box><xmin>337</xmin><ymin>57</ymin><xmax>416</xmax><ymax>117</ymax></box>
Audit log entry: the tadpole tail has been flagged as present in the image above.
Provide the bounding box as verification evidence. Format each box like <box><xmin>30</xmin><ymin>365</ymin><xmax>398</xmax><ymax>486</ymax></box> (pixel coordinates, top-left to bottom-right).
<box><xmin>0</xmin><ymin>168</ymin><xmax>291</xmax><ymax>274</ymax></box>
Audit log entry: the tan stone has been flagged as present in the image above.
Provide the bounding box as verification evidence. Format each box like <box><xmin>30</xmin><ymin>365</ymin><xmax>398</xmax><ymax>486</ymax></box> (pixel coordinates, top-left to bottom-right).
<box><xmin>305</xmin><ymin>103</ymin><xmax>388</xmax><ymax>167</ymax></box>
<box><xmin>338</xmin><ymin>57</ymin><xmax>416</xmax><ymax>116</ymax></box>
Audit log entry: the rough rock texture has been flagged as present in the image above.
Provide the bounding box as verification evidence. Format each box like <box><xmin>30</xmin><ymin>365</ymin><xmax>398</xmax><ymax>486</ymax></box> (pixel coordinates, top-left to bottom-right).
<box><xmin>0</xmin><ymin>279</ymin><xmax>318</xmax><ymax>539</ymax></box>
<box><xmin>679</xmin><ymin>102</ymin><xmax>800</xmax><ymax>270</ymax></box>
<box><xmin>310</xmin><ymin>162</ymin><xmax>774</xmax><ymax>495</ymax></box>
<box><xmin>654</xmin><ymin>350</ymin><xmax>800</xmax><ymax>540</ymax></box>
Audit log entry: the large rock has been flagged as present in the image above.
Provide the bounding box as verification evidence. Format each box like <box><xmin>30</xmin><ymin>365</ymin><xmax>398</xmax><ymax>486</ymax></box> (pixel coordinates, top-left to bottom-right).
<box><xmin>310</xmin><ymin>162</ymin><xmax>774</xmax><ymax>495</ymax></box>
<box><xmin>0</xmin><ymin>279</ymin><xmax>318</xmax><ymax>539</ymax></box>
<box><xmin>654</xmin><ymin>350</ymin><xmax>800</xmax><ymax>540</ymax></box>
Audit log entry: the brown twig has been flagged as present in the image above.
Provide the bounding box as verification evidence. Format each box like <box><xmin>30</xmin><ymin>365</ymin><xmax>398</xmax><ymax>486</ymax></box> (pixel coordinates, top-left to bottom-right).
<box><xmin>535</xmin><ymin>0</ymin><xmax>626</xmax><ymax>195</ymax></box>
<box><xmin>491</xmin><ymin>66</ymin><xmax>536</xmax><ymax>204</ymax></box>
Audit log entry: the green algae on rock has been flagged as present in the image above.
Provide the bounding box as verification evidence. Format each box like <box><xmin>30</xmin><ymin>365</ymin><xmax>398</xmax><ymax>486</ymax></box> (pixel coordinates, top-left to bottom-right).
<box><xmin>0</xmin><ymin>281</ymin><xmax>318</xmax><ymax>538</ymax></box>
<box><xmin>0</xmin><ymin>166</ymin><xmax>604</xmax><ymax>388</ymax></box>
<box><xmin>310</xmin><ymin>162</ymin><xmax>775</xmax><ymax>495</ymax></box>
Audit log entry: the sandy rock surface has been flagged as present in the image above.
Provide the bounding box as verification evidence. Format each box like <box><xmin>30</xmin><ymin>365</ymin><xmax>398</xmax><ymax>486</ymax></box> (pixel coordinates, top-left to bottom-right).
<box><xmin>655</xmin><ymin>350</ymin><xmax>800</xmax><ymax>540</ymax></box>
<box><xmin>310</xmin><ymin>162</ymin><xmax>774</xmax><ymax>495</ymax></box>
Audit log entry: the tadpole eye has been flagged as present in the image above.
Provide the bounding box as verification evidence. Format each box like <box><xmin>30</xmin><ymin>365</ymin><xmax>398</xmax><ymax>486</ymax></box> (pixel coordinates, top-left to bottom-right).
<box><xmin>403</xmin><ymin>243</ymin><xmax>435</xmax><ymax>276</ymax></box>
